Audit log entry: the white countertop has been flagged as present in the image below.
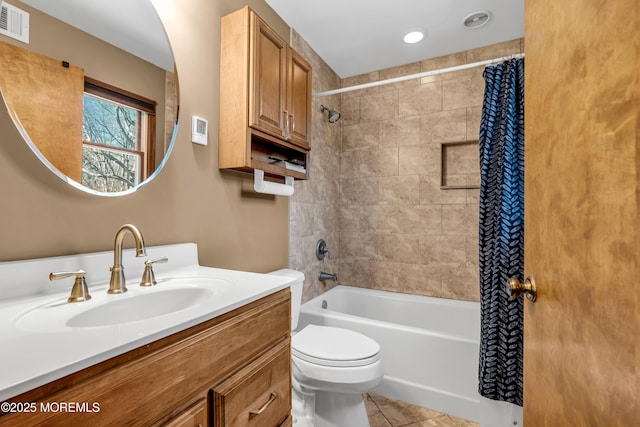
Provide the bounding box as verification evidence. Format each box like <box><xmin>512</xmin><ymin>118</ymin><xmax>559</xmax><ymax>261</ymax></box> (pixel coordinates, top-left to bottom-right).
<box><xmin>0</xmin><ymin>243</ymin><xmax>294</xmax><ymax>401</ymax></box>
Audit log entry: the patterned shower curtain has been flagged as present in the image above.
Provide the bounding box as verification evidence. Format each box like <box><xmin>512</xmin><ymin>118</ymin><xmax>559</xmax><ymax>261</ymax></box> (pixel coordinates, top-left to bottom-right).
<box><xmin>477</xmin><ymin>58</ymin><xmax>525</xmax><ymax>406</ymax></box>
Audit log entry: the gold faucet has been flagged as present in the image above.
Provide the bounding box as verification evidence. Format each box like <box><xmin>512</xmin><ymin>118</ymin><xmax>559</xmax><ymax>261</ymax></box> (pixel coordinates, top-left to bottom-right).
<box><xmin>108</xmin><ymin>224</ymin><xmax>147</xmax><ymax>294</ymax></box>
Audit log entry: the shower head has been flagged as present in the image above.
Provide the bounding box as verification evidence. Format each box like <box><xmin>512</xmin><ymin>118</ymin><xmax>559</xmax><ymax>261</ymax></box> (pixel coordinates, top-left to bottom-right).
<box><xmin>320</xmin><ymin>105</ymin><xmax>341</xmax><ymax>123</ymax></box>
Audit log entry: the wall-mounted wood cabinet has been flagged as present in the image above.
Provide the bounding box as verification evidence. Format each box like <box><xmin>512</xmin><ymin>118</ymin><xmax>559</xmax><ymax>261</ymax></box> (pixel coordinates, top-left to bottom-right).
<box><xmin>219</xmin><ymin>6</ymin><xmax>312</xmax><ymax>180</ymax></box>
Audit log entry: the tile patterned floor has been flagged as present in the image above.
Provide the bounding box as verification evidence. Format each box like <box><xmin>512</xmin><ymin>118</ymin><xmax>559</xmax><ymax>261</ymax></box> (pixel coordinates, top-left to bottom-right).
<box><xmin>365</xmin><ymin>393</ymin><xmax>479</xmax><ymax>427</ymax></box>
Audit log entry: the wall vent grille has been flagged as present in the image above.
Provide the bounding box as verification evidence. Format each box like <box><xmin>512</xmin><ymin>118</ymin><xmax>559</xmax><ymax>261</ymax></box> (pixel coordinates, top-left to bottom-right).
<box><xmin>0</xmin><ymin>2</ymin><xmax>29</xmax><ymax>44</ymax></box>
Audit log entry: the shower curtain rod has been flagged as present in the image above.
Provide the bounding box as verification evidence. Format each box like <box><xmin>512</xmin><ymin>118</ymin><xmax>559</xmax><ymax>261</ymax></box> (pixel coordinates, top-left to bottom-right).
<box><xmin>312</xmin><ymin>53</ymin><xmax>525</xmax><ymax>98</ymax></box>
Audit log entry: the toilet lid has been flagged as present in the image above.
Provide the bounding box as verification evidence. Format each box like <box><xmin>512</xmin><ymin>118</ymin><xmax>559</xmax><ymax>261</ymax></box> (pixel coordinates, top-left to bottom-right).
<box><xmin>292</xmin><ymin>325</ymin><xmax>381</xmax><ymax>367</ymax></box>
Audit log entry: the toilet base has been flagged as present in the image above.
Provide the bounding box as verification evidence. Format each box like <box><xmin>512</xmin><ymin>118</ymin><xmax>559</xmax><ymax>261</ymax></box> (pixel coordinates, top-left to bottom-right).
<box><xmin>314</xmin><ymin>391</ymin><xmax>370</xmax><ymax>427</ymax></box>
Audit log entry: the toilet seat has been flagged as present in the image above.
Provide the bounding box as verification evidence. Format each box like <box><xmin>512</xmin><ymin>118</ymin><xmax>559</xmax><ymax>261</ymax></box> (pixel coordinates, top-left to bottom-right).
<box><xmin>292</xmin><ymin>325</ymin><xmax>381</xmax><ymax>367</ymax></box>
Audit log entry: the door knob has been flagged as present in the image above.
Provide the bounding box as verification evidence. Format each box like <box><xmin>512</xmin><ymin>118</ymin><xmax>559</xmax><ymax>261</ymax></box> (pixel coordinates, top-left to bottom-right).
<box><xmin>505</xmin><ymin>276</ymin><xmax>537</xmax><ymax>302</ymax></box>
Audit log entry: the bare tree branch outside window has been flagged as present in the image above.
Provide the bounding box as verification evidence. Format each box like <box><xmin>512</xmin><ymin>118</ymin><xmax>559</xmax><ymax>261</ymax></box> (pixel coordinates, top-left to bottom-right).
<box><xmin>82</xmin><ymin>94</ymin><xmax>142</xmax><ymax>192</ymax></box>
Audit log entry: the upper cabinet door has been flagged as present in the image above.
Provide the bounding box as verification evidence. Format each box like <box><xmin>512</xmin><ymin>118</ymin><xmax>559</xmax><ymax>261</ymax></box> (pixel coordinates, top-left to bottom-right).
<box><xmin>249</xmin><ymin>14</ymin><xmax>287</xmax><ymax>140</ymax></box>
<box><xmin>287</xmin><ymin>49</ymin><xmax>312</xmax><ymax>150</ymax></box>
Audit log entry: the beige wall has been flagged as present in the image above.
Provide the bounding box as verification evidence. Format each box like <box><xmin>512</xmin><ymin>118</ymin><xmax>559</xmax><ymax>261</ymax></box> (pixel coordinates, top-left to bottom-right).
<box><xmin>0</xmin><ymin>0</ymin><xmax>291</xmax><ymax>273</ymax></box>
<box><xmin>337</xmin><ymin>39</ymin><xmax>524</xmax><ymax>302</ymax></box>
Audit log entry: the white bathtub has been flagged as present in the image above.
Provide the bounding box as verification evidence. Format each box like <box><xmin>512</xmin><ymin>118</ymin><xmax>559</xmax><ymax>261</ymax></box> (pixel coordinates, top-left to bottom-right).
<box><xmin>296</xmin><ymin>285</ymin><xmax>523</xmax><ymax>427</ymax></box>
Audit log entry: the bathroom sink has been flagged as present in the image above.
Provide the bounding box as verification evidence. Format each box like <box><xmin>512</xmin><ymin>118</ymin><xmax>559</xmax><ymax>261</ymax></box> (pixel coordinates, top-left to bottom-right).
<box><xmin>66</xmin><ymin>287</ymin><xmax>213</xmax><ymax>327</ymax></box>
<box><xmin>15</xmin><ymin>277</ymin><xmax>231</xmax><ymax>332</ymax></box>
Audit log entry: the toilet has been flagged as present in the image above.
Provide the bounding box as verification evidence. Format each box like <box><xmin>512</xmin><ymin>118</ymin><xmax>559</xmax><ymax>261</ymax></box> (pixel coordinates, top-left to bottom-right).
<box><xmin>268</xmin><ymin>269</ymin><xmax>384</xmax><ymax>427</ymax></box>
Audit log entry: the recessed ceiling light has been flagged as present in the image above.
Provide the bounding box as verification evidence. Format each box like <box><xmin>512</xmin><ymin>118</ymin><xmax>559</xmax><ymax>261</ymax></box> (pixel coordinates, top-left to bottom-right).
<box><xmin>403</xmin><ymin>31</ymin><xmax>424</xmax><ymax>44</ymax></box>
<box><xmin>463</xmin><ymin>11</ymin><xmax>492</xmax><ymax>29</ymax></box>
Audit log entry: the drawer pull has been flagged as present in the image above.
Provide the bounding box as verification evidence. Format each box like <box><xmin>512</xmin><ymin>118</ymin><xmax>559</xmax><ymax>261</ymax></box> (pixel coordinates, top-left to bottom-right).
<box><xmin>249</xmin><ymin>392</ymin><xmax>278</xmax><ymax>416</ymax></box>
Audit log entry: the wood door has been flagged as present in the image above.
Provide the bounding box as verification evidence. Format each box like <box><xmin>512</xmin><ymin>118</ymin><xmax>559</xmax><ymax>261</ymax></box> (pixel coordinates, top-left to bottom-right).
<box><xmin>524</xmin><ymin>0</ymin><xmax>639</xmax><ymax>425</ymax></box>
<box><xmin>249</xmin><ymin>12</ymin><xmax>287</xmax><ymax>140</ymax></box>
<box><xmin>0</xmin><ymin>41</ymin><xmax>84</xmax><ymax>181</ymax></box>
<box><xmin>287</xmin><ymin>49</ymin><xmax>312</xmax><ymax>150</ymax></box>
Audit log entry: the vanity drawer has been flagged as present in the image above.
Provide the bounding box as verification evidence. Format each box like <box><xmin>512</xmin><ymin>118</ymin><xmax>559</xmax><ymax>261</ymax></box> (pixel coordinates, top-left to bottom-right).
<box><xmin>213</xmin><ymin>339</ymin><xmax>291</xmax><ymax>427</ymax></box>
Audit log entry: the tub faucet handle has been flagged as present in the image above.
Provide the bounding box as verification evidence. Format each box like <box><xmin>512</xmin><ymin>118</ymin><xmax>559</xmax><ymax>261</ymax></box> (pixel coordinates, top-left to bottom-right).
<box><xmin>140</xmin><ymin>257</ymin><xmax>168</xmax><ymax>287</ymax></box>
<box><xmin>49</xmin><ymin>270</ymin><xmax>91</xmax><ymax>303</ymax></box>
<box><xmin>316</xmin><ymin>239</ymin><xmax>332</xmax><ymax>260</ymax></box>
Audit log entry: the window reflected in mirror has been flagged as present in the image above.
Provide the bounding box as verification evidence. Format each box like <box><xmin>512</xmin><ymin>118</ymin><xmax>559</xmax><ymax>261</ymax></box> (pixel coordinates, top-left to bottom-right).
<box><xmin>82</xmin><ymin>78</ymin><xmax>156</xmax><ymax>192</ymax></box>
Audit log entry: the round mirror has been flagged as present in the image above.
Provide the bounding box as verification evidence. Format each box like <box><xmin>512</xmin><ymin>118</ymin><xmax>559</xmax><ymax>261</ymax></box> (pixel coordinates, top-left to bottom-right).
<box><xmin>0</xmin><ymin>0</ymin><xmax>178</xmax><ymax>196</ymax></box>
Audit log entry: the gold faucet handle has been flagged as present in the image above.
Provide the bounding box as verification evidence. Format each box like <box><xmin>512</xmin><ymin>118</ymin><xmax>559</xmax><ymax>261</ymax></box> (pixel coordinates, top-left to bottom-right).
<box><xmin>140</xmin><ymin>257</ymin><xmax>168</xmax><ymax>287</ymax></box>
<box><xmin>49</xmin><ymin>270</ymin><xmax>92</xmax><ymax>303</ymax></box>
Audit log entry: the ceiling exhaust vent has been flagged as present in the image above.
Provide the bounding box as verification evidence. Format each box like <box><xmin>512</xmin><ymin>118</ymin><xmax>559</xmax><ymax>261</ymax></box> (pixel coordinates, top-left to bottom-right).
<box><xmin>0</xmin><ymin>1</ymin><xmax>29</xmax><ymax>44</ymax></box>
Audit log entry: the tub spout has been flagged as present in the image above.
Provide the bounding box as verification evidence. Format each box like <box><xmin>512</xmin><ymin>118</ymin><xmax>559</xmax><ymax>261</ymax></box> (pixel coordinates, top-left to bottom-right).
<box><xmin>318</xmin><ymin>271</ymin><xmax>337</xmax><ymax>282</ymax></box>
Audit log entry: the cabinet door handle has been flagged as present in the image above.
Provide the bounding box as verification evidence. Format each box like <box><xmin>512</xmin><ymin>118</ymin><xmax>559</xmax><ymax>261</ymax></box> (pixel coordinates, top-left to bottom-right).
<box><xmin>289</xmin><ymin>113</ymin><xmax>295</xmax><ymax>136</ymax></box>
<box><xmin>283</xmin><ymin>111</ymin><xmax>289</xmax><ymax>139</ymax></box>
<box><xmin>248</xmin><ymin>392</ymin><xmax>278</xmax><ymax>416</ymax></box>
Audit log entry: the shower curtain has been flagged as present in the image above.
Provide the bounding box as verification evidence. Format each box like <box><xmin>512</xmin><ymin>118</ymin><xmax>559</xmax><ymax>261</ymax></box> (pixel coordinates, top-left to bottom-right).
<box><xmin>477</xmin><ymin>58</ymin><xmax>525</xmax><ymax>406</ymax></box>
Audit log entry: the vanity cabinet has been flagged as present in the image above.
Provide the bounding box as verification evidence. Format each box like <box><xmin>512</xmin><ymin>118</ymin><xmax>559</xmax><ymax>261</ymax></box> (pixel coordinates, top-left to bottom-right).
<box><xmin>219</xmin><ymin>6</ymin><xmax>312</xmax><ymax>180</ymax></box>
<box><xmin>0</xmin><ymin>289</ymin><xmax>291</xmax><ymax>427</ymax></box>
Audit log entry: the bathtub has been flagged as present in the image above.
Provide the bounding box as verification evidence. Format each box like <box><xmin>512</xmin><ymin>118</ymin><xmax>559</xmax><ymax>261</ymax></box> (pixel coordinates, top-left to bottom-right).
<box><xmin>296</xmin><ymin>285</ymin><xmax>523</xmax><ymax>427</ymax></box>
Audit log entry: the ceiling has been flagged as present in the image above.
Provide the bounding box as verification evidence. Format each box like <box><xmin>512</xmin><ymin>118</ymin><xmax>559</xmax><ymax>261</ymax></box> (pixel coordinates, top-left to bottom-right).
<box><xmin>265</xmin><ymin>0</ymin><xmax>524</xmax><ymax>78</ymax></box>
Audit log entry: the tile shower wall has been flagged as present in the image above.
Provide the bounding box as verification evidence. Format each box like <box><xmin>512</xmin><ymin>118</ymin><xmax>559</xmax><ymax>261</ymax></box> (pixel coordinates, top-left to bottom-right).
<box><xmin>337</xmin><ymin>39</ymin><xmax>523</xmax><ymax>302</ymax></box>
<box><xmin>289</xmin><ymin>31</ymin><xmax>342</xmax><ymax>302</ymax></box>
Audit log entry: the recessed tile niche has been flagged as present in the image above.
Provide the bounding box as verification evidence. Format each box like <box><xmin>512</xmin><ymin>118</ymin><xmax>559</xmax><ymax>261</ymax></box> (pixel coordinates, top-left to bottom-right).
<box><xmin>440</xmin><ymin>140</ymin><xmax>480</xmax><ymax>190</ymax></box>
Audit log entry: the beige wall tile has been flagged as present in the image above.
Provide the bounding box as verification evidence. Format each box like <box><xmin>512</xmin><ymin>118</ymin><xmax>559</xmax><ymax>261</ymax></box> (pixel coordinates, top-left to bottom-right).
<box><xmin>466</xmin><ymin>106</ymin><xmax>483</xmax><ymax>140</ymax></box>
<box><xmin>419</xmin><ymin>174</ymin><xmax>468</xmax><ymax>205</ymax></box>
<box><xmin>442</xmin><ymin>204</ymin><xmax>478</xmax><ymax>236</ymax></box>
<box><xmin>342</xmin><ymin>121</ymin><xmax>380</xmax><ymax>151</ymax></box>
<box><xmin>340</xmin><ymin>205</ymin><xmax>378</xmax><ymax>234</ymax></box>
<box><xmin>397</xmin><ymin>264</ymin><xmax>443</xmax><ymax>296</ymax></box>
<box><xmin>467</xmin><ymin>187</ymin><xmax>480</xmax><ymax>204</ymax></box>
<box><xmin>399</xmin><ymin>146</ymin><xmax>440</xmax><ymax>175</ymax></box>
<box><xmin>338</xmin><ymin>259</ymin><xmax>373</xmax><ymax>287</ymax></box>
<box><xmin>379</xmin><ymin>175</ymin><xmax>420</xmax><ymax>205</ymax></box>
<box><xmin>442</xmin><ymin>73</ymin><xmax>486</xmax><ymax>110</ymax></box>
<box><xmin>378</xmin><ymin>62</ymin><xmax>421</xmax><ymax>92</ymax></box>
<box><xmin>340</xmin><ymin>232</ymin><xmax>378</xmax><ymax>260</ymax></box>
<box><xmin>421</xmin><ymin>109</ymin><xmax>467</xmax><ymax>145</ymax></box>
<box><xmin>370</xmin><ymin>262</ymin><xmax>399</xmax><ymax>290</ymax></box>
<box><xmin>290</xmin><ymin>31</ymin><xmax>342</xmax><ymax>303</ymax></box>
<box><xmin>342</xmin><ymin>71</ymin><xmax>380</xmax><ymax>99</ymax></box>
<box><xmin>340</xmin><ymin>176</ymin><xmax>380</xmax><ymax>205</ymax></box>
<box><xmin>340</xmin><ymin>96</ymin><xmax>361</xmax><ymax>125</ymax></box>
<box><xmin>379</xmin><ymin>234</ymin><xmax>421</xmax><ymax>264</ymax></box>
<box><xmin>441</xmin><ymin>264</ymin><xmax>480</xmax><ymax>302</ymax></box>
<box><xmin>380</xmin><ymin>116</ymin><xmax>421</xmax><ymax>147</ymax></box>
<box><xmin>341</xmin><ymin>148</ymin><xmax>399</xmax><ymax>177</ymax></box>
<box><xmin>466</xmin><ymin>236</ymin><xmax>479</xmax><ymax>267</ymax></box>
<box><xmin>399</xmin><ymin>81</ymin><xmax>442</xmax><ymax>117</ymax></box>
<box><xmin>361</xmin><ymin>90</ymin><xmax>399</xmax><ymax>122</ymax></box>
<box><xmin>420</xmin><ymin>235</ymin><xmax>466</xmax><ymax>264</ymax></box>
<box><xmin>417</xmin><ymin>205</ymin><xmax>443</xmax><ymax>235</ymax></box>
<box><xmin>379</xmin><ymin>62</ymin><xmax>421</xmax><ymax>79</ymax></box>
<box><xmin>369</xmin><ymin>205</ymin><xmax>423</xmax><ymax>234</ymax></box>
<box><xmin>420</xmin><ymin>51</ymin><xmax>468</xmax><ymax>83</ymax></box>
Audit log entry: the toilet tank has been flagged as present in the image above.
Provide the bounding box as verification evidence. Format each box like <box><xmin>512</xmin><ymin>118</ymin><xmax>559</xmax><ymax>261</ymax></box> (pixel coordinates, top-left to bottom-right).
<box><xmin>267</xmin><ymin>269</ymin><xmax>304</xmax><ymax>331</ymax></box>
